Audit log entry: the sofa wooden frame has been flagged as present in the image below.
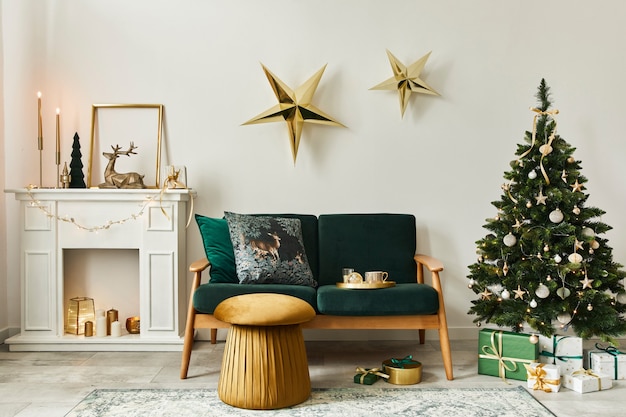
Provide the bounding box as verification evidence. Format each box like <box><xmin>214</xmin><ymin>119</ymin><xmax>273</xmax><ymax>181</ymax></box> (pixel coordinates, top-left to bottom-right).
<box><xmin>180</xmin><ymin>254</ymin><xmax>454</xmax><ymax>380</ymax></box>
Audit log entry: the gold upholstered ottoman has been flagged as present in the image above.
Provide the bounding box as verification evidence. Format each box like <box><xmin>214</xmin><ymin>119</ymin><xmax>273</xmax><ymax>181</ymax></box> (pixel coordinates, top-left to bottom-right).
<box><xmin>214</xmin><ymin>293</ymin><xmax>316</xmax><ymax>410</ymax></box>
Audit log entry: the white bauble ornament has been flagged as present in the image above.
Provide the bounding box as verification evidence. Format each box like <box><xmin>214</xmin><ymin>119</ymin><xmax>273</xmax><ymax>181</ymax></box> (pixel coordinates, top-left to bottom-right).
<box><xmin>617</xmin><ymin>293</ymin><xmax>626</xmax><ymax>304</ymax></box>
<box><xmin>503</xmin><ymin>233</ymin><xmax>517</xmax><ymax>247</ymax></box>
<box><xmin>529</xmin><ymin>299</ymin><xmax>538</xmax><ymax>308</ymax></box>
<box><xmin>543</xmin><ymin>244</ymin><xmax>550</xmax><ymax>252</ymax></box>
<box><xmin>568</xmin><ymin>253</ymin><xmax>583</xmax><ymax>264</ymax></box>
<box><xmin>549</xmin><ymin>209</ymin><xmax>564</xmax><ymax>223</ymax></box>
<box><xmin>539</xmin><ymin>144</ymin><xmax>553</xmax><ymax>155</ymax></box>
<box><xmin>535</xmin><ymin>283</ymin><xmax>550</xmax><ymax>299</ymax></box>
<box><xmin>572</xmin><ymin>206</ymin><xmax>581</xmax><ymax>215</ymax></box>
<box><xmin>587</xmin><ymin>303</ymin><xmax>593</xmax><ymax>311</ymax></box>
<box><xmin>557</xmin><ymin>312</ymin><xmax>572</xmax><ymax>324</ymax></box>
<box><xmin>591</xmin><ymin>240</ymin><xmax>600</xmax><ymax>250</ymax></box>
<box><xmin>567</xmin><ymin>156</ymin><xmax>575</xmax><ymax>163</ymax></box>
<box><xmin>582</xmin><ymin>227</ymin><xmax>595</xmax><ymax>238</ymax></box>
<box><xmin>501</xmin><ymin>289</ymin><xmax>510</xmax><ymax>300</ymax></box>
<box><xmin>554</xmin><ymin>254</ymin><xmax>562</xmax><ymax>263</ymax></box>
<box><xmin>526</xmin><ymin>201</ymin><xmax>533</xmax><ymax>208</ymax></box>
<box><xmin>528</xmin><ymin>170</ymin><xmax>538</xmax><ymax>179</ymax></box>
<box><xmin>529</xmin><ymin>334</ymin><xmax>539</xmax><ymax>344</ymax></box>
<box><xmin>556</xmin><ymin>287</ymin><xmax>571</xmax><ymax>300</ymax></box>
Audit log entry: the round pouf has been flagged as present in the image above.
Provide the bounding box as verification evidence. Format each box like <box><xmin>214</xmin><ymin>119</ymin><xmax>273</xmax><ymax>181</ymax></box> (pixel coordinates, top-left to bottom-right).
<box><xmin>215</xmin><ymin>293</ymin><xmax>316</xmax><ymax>410</ymax></box>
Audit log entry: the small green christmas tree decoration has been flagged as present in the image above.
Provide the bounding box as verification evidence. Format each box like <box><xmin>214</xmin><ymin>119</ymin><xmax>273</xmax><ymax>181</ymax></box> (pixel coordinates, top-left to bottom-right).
<box><xmin>467</xmin><ymin>79</ymin><xmax>626</xmax><ymax>342</ymax></box>
<box><xmin>69</xmin><ymin>132</ymin><xmax>86</xmax><ymax>188</ymax></box>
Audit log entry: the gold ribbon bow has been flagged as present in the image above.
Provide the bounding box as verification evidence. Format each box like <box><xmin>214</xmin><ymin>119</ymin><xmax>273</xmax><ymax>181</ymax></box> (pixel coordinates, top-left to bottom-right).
<box><xmin>355</xmin><ymin>367</ymin><xmax>389</xmax><ymax>384</ymax></box>
<box><xmin>159</xmin><ymin>167</ymin><xmax>194</xmax><ymax>228</ymax></box>
<box><xmin>572</xmin><ymin>368</ymin><xmax>602</xmax><ymax>390</ymax></box>
<box><xmin>525</xmin><ymin>363</ymin><xmax>560</xmax><ymax>392</ymax></box>
<box><xmin>525</xmin><ymin>107</ymin><xmax>559</xmax><ymax>183</ymax></box>
<box><xmin>479</xmin><ymin>331</ymin><xmax>535</xmax><ymax>383</ymax></box>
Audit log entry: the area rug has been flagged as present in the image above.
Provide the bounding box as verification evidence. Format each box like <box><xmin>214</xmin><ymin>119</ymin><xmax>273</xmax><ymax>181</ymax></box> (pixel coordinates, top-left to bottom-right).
<box><xmin>65</xmin><ymin>386</ymin><xmax>555</xmax><ymax>417</ymax></box>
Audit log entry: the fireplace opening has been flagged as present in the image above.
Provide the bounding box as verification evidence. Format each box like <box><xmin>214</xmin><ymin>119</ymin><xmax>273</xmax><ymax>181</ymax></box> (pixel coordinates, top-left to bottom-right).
<box><xmin>63</xmin><ymin>249</ymin><xmax>140</xmax><ymax>335</ymax></box>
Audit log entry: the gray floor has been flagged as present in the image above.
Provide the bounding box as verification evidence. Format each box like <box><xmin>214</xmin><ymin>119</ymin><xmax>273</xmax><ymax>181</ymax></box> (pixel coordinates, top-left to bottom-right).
<box><xmin>0</xmin><ymin>338</ymin><xmax>623</xmax><ymax>417</ymax></box>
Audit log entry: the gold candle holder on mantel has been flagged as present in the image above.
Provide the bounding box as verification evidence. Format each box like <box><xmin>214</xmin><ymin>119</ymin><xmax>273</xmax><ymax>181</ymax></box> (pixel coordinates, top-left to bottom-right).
<box><xmin>126</xmin><ymin>316</ymin><xmax>140</xmax><ymax>334</ymax></box>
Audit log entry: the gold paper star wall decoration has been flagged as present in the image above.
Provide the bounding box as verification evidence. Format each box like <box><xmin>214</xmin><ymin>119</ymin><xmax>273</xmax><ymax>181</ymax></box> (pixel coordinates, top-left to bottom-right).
<box><xmin>370</xmin><ymin>50</ymin><xmax>439</xmax><ymax>118</ymax></box>
<box><xmin>243</xmin><ymin>64</ymin><xmax>345</xmax><ymax>164</ymax></box>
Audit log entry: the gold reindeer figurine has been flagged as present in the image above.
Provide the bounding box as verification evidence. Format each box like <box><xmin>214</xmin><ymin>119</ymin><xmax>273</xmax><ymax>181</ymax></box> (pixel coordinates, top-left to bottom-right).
<box><xmin>98</xmin><ymin>142</ymin><xmax>146</xmax><ymax>189</ymax></box>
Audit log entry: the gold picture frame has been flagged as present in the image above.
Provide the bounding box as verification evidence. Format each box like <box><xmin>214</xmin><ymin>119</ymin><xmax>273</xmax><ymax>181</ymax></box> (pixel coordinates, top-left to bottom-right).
<box><xmin>87</xmin><ymin>104</ymin><xmax>163</xmax><ymax>189</ymax></box>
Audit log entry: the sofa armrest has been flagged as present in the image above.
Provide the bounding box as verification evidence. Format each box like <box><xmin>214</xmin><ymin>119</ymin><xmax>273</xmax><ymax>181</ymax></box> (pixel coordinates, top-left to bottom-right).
<box><xmin>190</xmin><ymin>258</ymin><xmax>211</xmax><ymax>273</ymax></box>
<box><xmin>414</xmin><ymin>254</ymin><xmax>444</xmax><ymax>288</ymax></box>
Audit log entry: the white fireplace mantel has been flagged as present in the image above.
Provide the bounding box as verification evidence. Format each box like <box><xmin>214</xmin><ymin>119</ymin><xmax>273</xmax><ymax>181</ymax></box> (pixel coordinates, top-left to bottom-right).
<box><xmin>4</xmin><ymin>188</ymin><xmax>195</xmax><ymax>351</ymax></box>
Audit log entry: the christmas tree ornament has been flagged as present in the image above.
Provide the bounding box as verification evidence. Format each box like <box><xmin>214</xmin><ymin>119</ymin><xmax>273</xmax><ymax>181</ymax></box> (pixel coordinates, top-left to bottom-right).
<box><xmin>568</xmin><ymin>253</ymin><xmax>583</xmax><ymax>264</ymax></box>
<box><xmin>574</xmin><ymin>239</ymin><xmax>584</xmax><ymax>251</ymax></box>
<box><xmin>526</xmin><ymin>201</ymin><xmax>533</xmax><ymax>208</ymax></box>
<box><xmin>513</xmin><ymin>286</ymin><xmax>526</xmax><ymax>299</ymax></box>
<box><xmin>591</xmin><ymin>240</ymin><xmax>600</xmax><ymax>250</ymax></box>
<box><xmin>572</xmin><ymin>206</ymin><xmax>581</xmax><ymax>215</ymax></box>
<box><xmin>501</xmin><ymin>289</ymin><xmax>511</xmax><ymax>300</ymax></box>
<box><xmin>587</xmin><ymin>303</ymin><xmax>593</xmax><ymax>311</ymax></box>
<box><xmin>468</xmin><ymin>278</ymin><xmax>475</xmax><ymax>289</ymax></box>
<box><xmin>567</xmin><ymin>156</ymin><xmax>575</xmax><ymax>163</ymax></box>
<box><xmin>582</xmin><ymin>227</ymin><xmax>595</xmax><ymax>238</ymax></box>
<box><xmin>556</xmin><ymin>287</ymin><xmax>571</xmax><ymax>299</ymax></box>
<box><xmin>561</xmin><ymin>169</ymin><xmax>568</xmax><ymax>183</ymax></box>
<box><xmin>549</xmin><ymin>208</ymin><xmax>564</xmax><ymax>223</ymax></box>
<box><xmin>539</xmin><ymin>144</ymin><xmax>553</xmax><ymax>155</ymax></box>
<box><xmin>535</xmin><ymin>283</ymin><xmax>550</xmax><ymax>299</ymax></box>
<box><xmin>571</xmin><ymin>179</ymin><xmax>584</xmax><ymax>192</ymax></box>
<box><xmin>370</xmin><ymin>50</ymin><xmax>439</xmax><ymax>118</ymax></box>
<box><xmin>480</xmin><ymin>289</ymin><xmax>492</xmax><ymax>300</ymax></box>
<box><xmin>554</xmin><ymin>254</ymin><xmax>562</xmax><ymax>263</ymax></box>
<box><xmin>243</xmin><ymin>64</ymin><xmax>345</xmax><ymax>164</ymax></box>
<box><xmin>535</xmin><ymin>190</ymin><xmax>547</xmax><ymax>205</ymax></box>
<box><xmin>543</xmin><ymin>244</ymin><xmax>550</xmax><ymax>252</ymax></box>
<box><xmin>617</xmin><ymin>293</ymin><xmax>626</xmax><ymax>304</ymax></box>
<box><xmin>557</xmin><ymin>312</ymin><xmax>572</xmax><ymax>324</ymax></box>
<box><xmin>502</xmin><ymin>262</ymin><xmax>509</xmax><ymax>276</ymax></box>
<box><xmin>529</xmin><ymin>299</ymin><xmax>538</xmax><ymax>308</ymax></box>
<box><xmin>546</xmin><ymin>275</ymin><xmax>552</xmax><ymax>281</ymax></box>
<box><xmin>579</xmin><ymin>274</ymin><xmax>594</xmax><ymax>289</ymax></box>
<box><xmin>529</xmin><ymin>334</ymin><xmax>539</xmax><ymax>344</ymax></box>
<box><xmin>503</xmin><ymin>232</ymin><xmax>517</xmax><ymax>247</ymax></box>
<box><xmin>528</xmin><ymin>170</ymin><xmax>538</xmax><ymax>179</ymax></box>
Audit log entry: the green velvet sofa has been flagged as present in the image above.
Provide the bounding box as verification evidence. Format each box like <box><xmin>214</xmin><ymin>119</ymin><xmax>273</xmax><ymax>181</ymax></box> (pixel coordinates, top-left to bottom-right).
<box><xmin>180</xmin><ymin>213</ymin><xmax>453</xmax><ymax>380</ymax></box>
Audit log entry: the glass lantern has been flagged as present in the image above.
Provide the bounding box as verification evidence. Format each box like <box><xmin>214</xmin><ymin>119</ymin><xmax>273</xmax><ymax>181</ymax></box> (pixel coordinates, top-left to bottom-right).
<box><xmin>66</xmin><ymin>297</ymin><xmax>96</xmax><ymax>335</ymax></box>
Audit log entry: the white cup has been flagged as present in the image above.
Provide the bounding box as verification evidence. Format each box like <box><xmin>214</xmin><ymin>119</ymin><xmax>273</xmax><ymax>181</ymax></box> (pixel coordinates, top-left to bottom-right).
<box><xmin>342</xmin><ymin>268</ymin><xmax>354</xmax><ymax>283</ymax></box>
<box><xmin>365</xmin><ymin>271</ymin><xmax>389</xmax><ymax>283</ymax></box>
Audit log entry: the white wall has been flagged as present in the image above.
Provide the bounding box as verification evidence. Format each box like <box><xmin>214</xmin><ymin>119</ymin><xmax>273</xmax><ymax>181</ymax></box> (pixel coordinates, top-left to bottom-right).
<box><xmin>2</xmin><ymin>0</ymin><xmax>625</xmax><ymax>340</ymax></box>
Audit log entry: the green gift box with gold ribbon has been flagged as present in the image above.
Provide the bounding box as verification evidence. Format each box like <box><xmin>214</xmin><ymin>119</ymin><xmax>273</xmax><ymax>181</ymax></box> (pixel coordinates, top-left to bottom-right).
<box><xmin>478</xmin><ymin>329</ymin><xmax>539</xmax><ymax>381</ymax></box>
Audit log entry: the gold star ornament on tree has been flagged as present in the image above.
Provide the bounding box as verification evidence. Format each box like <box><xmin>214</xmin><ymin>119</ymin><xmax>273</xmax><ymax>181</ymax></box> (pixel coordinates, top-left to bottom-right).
<box><xmin>243</xmin><ymin>64</ymin><xmax>345</xmax><ymax>164</ymax></box>
<box><xmin>370</xmin><ymin>50</ymin><xmax>439</xmax><ymax>118</ymax></box>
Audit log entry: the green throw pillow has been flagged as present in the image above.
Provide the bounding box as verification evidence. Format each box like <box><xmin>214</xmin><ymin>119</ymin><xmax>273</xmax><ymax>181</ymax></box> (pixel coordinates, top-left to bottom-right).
<box><xmin>195</xmin><ymin>214</ymin><xmax>238</xmax><ymax>283</ymax></box>
<box><xmin>224</xmin><ymin>212</ymin><xmax>317</xmax><ymax>287</ymax></box>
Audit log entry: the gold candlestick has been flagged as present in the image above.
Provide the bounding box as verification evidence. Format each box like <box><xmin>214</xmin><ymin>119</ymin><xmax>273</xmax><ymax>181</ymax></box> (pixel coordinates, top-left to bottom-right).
<box><xmin>37</xmin><ymin>92</ymin><xmax>43</xmax><ymax>187</ymax></box>
<box><xmin>56</xmin><ymin>108</ymin><xmax>60</xmax><ymax>188</ymax></box>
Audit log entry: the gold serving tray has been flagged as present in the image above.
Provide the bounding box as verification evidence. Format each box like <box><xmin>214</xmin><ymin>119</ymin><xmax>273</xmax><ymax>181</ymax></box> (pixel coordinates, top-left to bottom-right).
<box><xmin>336</xmin><ymin>281</ymin><xmax>396</xmax><ymax>289</ymax></box>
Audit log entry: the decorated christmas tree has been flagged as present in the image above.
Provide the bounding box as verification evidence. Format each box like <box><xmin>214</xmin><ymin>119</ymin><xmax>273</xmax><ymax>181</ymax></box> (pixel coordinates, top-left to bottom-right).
<box><xmin>468</xmin><ymin>79</ymin><xmax>626</xmax><ymax>342</ymax></box>
<box><xmin>69</xmin><ymin>132</ymin><xmax>86</xmax><ymax>188</ymax></box>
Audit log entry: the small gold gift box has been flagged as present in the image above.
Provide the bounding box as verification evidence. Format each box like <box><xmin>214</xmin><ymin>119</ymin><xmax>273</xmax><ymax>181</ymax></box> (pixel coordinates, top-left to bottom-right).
<box><xmin>382</xmin><ymin>357</ymin><xmax>423</xmax><ymax>385</ymax></box>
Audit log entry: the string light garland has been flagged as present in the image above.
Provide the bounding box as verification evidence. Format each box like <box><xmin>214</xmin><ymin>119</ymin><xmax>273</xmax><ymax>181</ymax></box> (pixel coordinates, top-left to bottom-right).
<box><xmin>25</xmin><ymin>185</ymin><xmax>159</xmax><ymax>232</ymax></box>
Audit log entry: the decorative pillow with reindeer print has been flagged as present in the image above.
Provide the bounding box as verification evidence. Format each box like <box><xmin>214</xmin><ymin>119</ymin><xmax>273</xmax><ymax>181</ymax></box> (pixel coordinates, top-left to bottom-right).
<box><xmin>224</xmin><ymin>212</ymin><xmax>317</xmax><ymax>287</ymax></box>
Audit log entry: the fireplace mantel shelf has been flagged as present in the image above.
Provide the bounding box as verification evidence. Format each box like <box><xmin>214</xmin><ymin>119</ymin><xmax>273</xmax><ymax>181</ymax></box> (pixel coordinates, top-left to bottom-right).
<box><xmin>5</xmin><ymin>188</ymin><xmax>195</xmax><ymax>352</ymax></box>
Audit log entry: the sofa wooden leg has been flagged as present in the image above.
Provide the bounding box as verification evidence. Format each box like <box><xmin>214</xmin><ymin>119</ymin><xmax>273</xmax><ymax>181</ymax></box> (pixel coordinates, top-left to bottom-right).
<box><xmin>438</xmin><ymin>326</ymin><xmax>454</xmax><ymax>380</ymax></box>
<box><xmin>211</xmin><ymin>328</ymin><xmax>217</xmax><ymax>344</ymax></box>
<box><xmin>180</xmin><ymin>307</ymin><xmax>197</xmax><ymax>379</ymax></box>
<box><xmin>418</xmin><ymin>329</ymin><xmax>425</xmax><ymax>344</ymax></box>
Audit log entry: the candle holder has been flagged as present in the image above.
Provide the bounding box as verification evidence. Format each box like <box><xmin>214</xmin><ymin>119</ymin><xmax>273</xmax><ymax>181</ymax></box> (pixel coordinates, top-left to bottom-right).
<box><xmin>66</xmin><ymin>297</ymin><xmax>96</xmax><ymax>335</ymax></box>
<box><xmin>126</xmin><ymin>316</ymin><xmax>141</xmax><ymax>334</ymax></box>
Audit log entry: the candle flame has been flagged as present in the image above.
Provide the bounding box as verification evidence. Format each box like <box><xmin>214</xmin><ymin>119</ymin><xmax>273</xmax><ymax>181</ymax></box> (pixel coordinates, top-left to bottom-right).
<box><xmin>37</xmin><ymin>91</ymin><xmax>41</xmax><ymax>98</ymax></box>
<box><xmin>56</xmin><ymin>108</ymin><xmax>60</xmax><ymax>114</ymax></box>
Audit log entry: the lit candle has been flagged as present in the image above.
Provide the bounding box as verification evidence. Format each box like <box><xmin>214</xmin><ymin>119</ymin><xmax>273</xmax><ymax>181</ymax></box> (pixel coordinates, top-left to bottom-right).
<box><xmin>56</xmin><ymin>108</ymin><xmax>61</xmax><ymax>165</ymax></box>
<box><xmin>37</xmin><ymin>92</ymin><xmax>43</xmax><ymax>150</ymax></box>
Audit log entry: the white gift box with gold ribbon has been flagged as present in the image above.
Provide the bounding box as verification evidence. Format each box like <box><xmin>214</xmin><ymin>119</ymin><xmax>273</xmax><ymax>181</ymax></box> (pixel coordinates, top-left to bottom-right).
<box><xmin>563</xmin><ymin>368</ymin><xmax>612</xmax><ymax>393</ymax></box>
<box><xmin>525</xmin><ymin>362</ymin><xmax>561</xmax><ymax>393</ymax></box>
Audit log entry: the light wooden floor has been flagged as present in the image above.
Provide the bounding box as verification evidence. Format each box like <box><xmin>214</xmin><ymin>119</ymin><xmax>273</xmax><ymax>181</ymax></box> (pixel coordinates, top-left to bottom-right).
<box><xmin>0</xmin><ymin>338</ymin><xmax>623</xmax><ymax>416</ymax></box>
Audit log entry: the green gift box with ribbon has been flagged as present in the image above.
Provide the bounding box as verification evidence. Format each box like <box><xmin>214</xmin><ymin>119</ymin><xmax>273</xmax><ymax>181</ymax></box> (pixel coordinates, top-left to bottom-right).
<box><xmin>353</xmin><ymin>367</ymin><xmax>389</xmax><ymax>385</ymax></box>
<box><xmin>478</xmin><ymin>329</ymin><xmax>539</xmax><ymax>381</ymax></box>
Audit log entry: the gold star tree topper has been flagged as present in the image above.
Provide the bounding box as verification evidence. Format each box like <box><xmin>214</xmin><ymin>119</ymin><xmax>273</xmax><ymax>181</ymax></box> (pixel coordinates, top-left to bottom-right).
<box><xmin>243</xmin><ymin>64</ymin><xmax>345</xmax><ymax>164</ymax></box>
<box><xmin>370</xmin><ymin>50</ymin><xmax>439</xmax><ymax>117</ymax></box>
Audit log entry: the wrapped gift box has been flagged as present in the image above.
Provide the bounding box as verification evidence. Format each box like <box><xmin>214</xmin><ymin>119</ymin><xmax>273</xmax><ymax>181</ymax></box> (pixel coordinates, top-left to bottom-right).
<box><xmin>589</xmin><ymin>345</ymin><xmax>626</xmax><ymax>380</ymax></box>
<box><xmin>563</xmin><ymin>369</ymin><xmax>612</xmax><ymax>393</ymax></box>
<box><xmin>478</xmin><ymin>329</ymin><xmax>539</xmax><ymax>381</ymax></box>
<box><xmin>525</xmin><ymin>362</ymin><xmax>561</xmax><ymax>392</ymax></box>
<box><xmin>353</xmin><ymin>367</ymin><xmax>388</xmax><ymax>385</ymax></box>
<box><xmin>538</xmin><ymin>334</ymin><xmax>583</xmax><ymax>374</ymax></box>
<box><xmin>382</xmin><ymin>356</ymin><xmax>422</xmax><ymax>385</ymax></box>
